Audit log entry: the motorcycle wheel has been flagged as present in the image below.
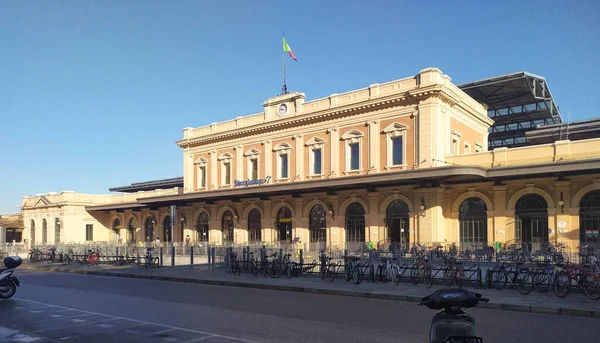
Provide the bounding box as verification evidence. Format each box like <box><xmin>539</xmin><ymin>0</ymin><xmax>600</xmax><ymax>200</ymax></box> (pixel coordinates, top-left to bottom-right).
<box><xmin>0</xmin><ymin>282</ymin><xmax>16</xmax><ymax>300</ymax></box>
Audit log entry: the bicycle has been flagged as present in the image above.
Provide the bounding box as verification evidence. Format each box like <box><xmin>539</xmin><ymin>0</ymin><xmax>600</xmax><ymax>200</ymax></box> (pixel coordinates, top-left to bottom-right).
<box><xmin>85</xmin><ymin>248</ymin><xmax>100</xmax><ymax>267</ymax></box>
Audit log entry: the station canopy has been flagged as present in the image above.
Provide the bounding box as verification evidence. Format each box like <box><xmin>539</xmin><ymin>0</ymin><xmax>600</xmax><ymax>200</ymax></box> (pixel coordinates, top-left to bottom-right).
<box><xmin>458</xmin><ymin>72</ymin><xmax>562</xmax><ymax>149</ymax></box>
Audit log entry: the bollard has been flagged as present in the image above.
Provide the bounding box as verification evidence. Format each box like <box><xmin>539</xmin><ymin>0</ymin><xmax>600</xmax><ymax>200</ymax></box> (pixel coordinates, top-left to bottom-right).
<box><xmin>299</xmin><ymin>249</ymin><xmax>303</xmax><ymax>269</ymax></box>
<box><xmin>208</xmin><ymin>246</ymin><xmax>211</xmax><ymax>264</ymax></box>
<box><xmin>344</xmin><ymin>249</ymin><xmax>348</xmax><ymax>260</ymax></box>
<box><xmin>190</xmin><ymin>246</ymin><xmax>194</xmax><ymax>266</ymax></box>
<box><xmin>171</xmin><ymin>245</ymin><xmax>175</xmax><ymax>267</ymax></box>
<box><xmin>242</xmin><ymin>247</ymin><xmax>247</xmax><ymax>270</ymax></box>
<box><xmin>160</xmin><ymin>247</ymin><xmax>164</xmax><ymax>266</ymax></box>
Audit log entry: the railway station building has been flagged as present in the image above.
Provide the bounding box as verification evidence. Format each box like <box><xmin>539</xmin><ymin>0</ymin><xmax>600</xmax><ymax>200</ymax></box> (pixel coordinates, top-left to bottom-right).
<box><xmin>20</xmin><ymin>68</ymin><xmax>600</xmax><ymax>253</ymax></box>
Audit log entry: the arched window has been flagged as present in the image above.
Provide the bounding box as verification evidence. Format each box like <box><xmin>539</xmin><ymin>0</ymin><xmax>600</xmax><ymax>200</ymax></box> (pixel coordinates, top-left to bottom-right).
<box><xmin>196</xmin><ymin>212</ymin><xmax>209</xmax><ymax>242</ymax></box>
<box><xmin>128</xmin><ymin>217</ymin><xmax>137</xmax><ymax>243</ymax></box>
<box><xmin>580</xmin><ymin>190</ymin><xmax>600</xmax><ymax>247</ymax></box>
<box><xmin>515</xmin><ymin>194</ymin><xmax>548</xmax><ymax>253</ymax></box>
<box><xmin>222</xmin><ymin>211</ymin><xmax>235</xmax><ymax>243</ymax></box>
<box><xmin>276</xmin><ymin>207</ymin><xmax>293</xmax><ymax>242</ymax></box>
<box><xmin>345</xmin><ymin>203</ymin><xmax>365</xmax><ymax>242</ymax></box>
<box><xmin>54</xmin><ymin>218</ymin><xmax>61</xmax><ymax>244</ymax></box>
<box><xmin>163</xmin><ymin>216</ymin><xmax>172</xmax><ymax>243</ymax></box>
<box><xmin>42</xmin><ymin>219</ymin><xmax>47</xmax><ymax>244</ymax></box>
<box><xmin>145</xmin><ymin>216</ymin><xmax>155</xmax><ymax>242</ymax></box>
<box><xmin>112</xmin><ymin>218</ymin><xmax>121</xmax><ymax>243</ymax></box>
<box><xmin>459</xmin><ymin>197</ymin><xmax>487</xmax><ymax>251</ymax></box>
<box><xmin>386</xmin><ymin>200</ymin><xmax>409</xmax><ymax>250</ymax></box>
<box><xmin>30</xmin><ymin>220</ymin><xmax>36</xmax><ymax>244</ymax></box>
<box><xmin>309</xmin><ymin>205</ymin><xmax>327</xmax><ymax>243</ymax></box>
<box><xmin>248</xmin><ymin>209</ymin><xmax>262</xmax><ymax>243</ymax></box>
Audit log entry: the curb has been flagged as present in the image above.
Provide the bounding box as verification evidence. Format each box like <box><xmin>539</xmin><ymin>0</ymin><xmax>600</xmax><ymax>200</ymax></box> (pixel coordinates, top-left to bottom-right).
<box><xmin>21</xmin><ymin>266</ymin><xmax>600</xmax><ymax>319</ymax></box>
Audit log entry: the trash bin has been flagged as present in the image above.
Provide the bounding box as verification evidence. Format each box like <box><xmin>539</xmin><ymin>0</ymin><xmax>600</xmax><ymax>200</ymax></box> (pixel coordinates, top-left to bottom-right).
<box><xmin>494</xmin><ymin>242</ymin><xmax>501</xmax><ymax>252</ymax></box>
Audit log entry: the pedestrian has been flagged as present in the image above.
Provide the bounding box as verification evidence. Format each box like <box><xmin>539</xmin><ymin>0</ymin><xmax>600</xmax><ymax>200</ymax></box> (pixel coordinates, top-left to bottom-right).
<box><xmin>185</xmin><ymin>235</ymin><xmax>191</xmax><ymax>246</ymax></box>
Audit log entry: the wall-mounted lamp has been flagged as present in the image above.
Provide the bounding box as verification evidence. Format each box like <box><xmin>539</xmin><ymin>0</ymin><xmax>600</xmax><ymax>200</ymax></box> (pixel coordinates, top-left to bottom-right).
<box><xmin>180</xmin><ymin>213</ymin><xmax>187</xmax><ymax>224</ymax></box>
<box><xmin>558</xmin><ymin>192</ymin><xmax>565</xmax><ymax>213</ymax></box>
<box><xmin>326</xmin><ymin>201</ymin><xmax>335</xmax><ymax>219</ymax></box>
<box><xmin>419</xmin><ymin>197</ymin><xmax>427</xmax><ymax>211</ymax></box>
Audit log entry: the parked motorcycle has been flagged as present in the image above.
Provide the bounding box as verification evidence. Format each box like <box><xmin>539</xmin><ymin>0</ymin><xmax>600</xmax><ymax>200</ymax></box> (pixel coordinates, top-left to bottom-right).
<box><xmin>419</xmin><ymin>288</ymin><xmax>489</xmax><ymax>343</ymax></box>
<box><xmin>0</xmin><ymin>256</ymin><xmax>22</xmax><ymax>300</ymax></box>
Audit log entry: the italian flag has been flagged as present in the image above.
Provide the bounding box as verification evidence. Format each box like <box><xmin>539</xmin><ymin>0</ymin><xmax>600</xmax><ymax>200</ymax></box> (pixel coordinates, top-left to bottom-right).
<box><xmin>283</xmin><ymin>37</ymin><xmax>297</xmax><ymax>61</ymax></box>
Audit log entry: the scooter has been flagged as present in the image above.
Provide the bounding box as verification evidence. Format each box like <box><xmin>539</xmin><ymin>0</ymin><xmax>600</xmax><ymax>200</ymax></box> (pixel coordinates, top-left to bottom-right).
<box><xmin>419</xmin><ymin>288</ymin><xmax>489</xmax><ymax>343</ymax></box>
<box><xmin>0</xmin><ymin>256</ymin><xmax>22</xmax><ymax>300</ymax></box>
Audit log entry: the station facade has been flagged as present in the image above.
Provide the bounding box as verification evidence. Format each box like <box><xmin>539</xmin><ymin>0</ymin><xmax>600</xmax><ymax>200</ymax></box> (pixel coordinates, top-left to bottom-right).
<box><xmin>20</xmin><ymin>68</ymin><xmax>600</xmax><ymax>252</ymax></box>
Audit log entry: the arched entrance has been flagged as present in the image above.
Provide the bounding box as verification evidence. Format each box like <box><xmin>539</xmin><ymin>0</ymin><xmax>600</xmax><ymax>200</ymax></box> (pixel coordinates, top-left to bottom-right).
<box><xmin>54</xmin><ymin>218</ymin><xmax>61</xmax><ymax>244</ymax></box>
<box><xmin>248</xmin><ymin>209</ymin><xmax>262</xmax><ymax>243</ymax></box>
<box><xmin>222</xmin><ymin>211</ymin><xmax>235</xmax><ymax>243</ymax></box>
<box><xmin>163</xmin><ymin>216</ymin><xmax>172</xmax><ymax>243</ymax></box>
<box><xmin>580</xmin><ymin>190</ymin><xmax>600</xmax><ymax>247</ymax></box>
<box><xmin>309</xmin><ymin>204</ymin><xmax>327</xmax><ymax>250</ymax></box>
<box><xmin>30</xmin><ymin>220</ymin><xmax>35</xmax><ymax>245</ymax></box>
<box><xmin>515</xmin><ymin>194</ymin><xmax>548</xmax><ymax>253</ymax></box>
<box><xmin>386</xmin><ymin>200</ymin><xmax>409</xmax><ymax>251</ymax></box>
<box><xmin>145</xmin><ymin>216</ymin><xmax>155</xmax><ymax>242</ymax></box>
<box><xmin>459</xmin><ymin>197</ymin><xmax>488</xmax><ymax>251</ymax></box>
<box><xmin>112</xmin><ymin>218</ymin><xmax>121</xmax><ymax>243</ymax></box>
<box><xmin>345</xmin><ymin>202</ymin><xmax>365</xmax><ymax>244</ymax></box>
<box><xmin>127</xmin><ymin>217</ymin><xmax>137</xmax><ymax>243</ymax></box>
<box><xmin>276</xmin><ymin>207</ymin><xmax>293</xmax><ymax>242</ymax></box>
<box><xmin>196</xmin><ymin>212</ymin><xmax>209</xmax><ymax>242</ymax></box>
<box><xmin>42</xmin><ymin>219</ymin><xmax>47</xmax><ymax>244</ymax></box>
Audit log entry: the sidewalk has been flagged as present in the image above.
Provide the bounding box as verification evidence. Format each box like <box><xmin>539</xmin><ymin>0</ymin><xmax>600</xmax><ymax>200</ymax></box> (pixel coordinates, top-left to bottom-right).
<box><xmin>21</xmin><ymin>262</ymin><xmax>600</xmax><ymax>319</ymax></box>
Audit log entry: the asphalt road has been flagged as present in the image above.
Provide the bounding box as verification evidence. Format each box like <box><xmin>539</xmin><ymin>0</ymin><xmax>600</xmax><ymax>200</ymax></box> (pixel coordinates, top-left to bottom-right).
<box><xmin>0</xmin><ymin>269</ymin><xmax>598</xmax><ymax>343</ymax></box>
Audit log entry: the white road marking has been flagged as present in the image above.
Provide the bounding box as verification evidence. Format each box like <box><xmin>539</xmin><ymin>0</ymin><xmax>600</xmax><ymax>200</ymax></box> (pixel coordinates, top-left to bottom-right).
<box><xmin>183</xmin><ymin>335</ymin><xmax>217</xmax><ymax>343</ymax></box>
<box><xmin>148</xmin><ymin>328</ymin><xmax>177</xmax><ymax>336</ymax></box>
<box><xmin>14</xmin><ymin>298</ymin><xmax>263</xmax><ymax>343</ymax></box>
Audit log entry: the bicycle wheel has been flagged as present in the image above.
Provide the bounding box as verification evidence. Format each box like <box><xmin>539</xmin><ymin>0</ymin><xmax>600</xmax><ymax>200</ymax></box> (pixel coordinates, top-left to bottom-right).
<box><xmin>410</xmin><ymin>263</ymin><xmax>421</xmax><ymax>284</ymax></box>
<box><xmin>516</xmin><ymin>268</ymin><xmax>534</xmax><ymax>295</ymax></box>
<box><xmin>554</xmin><ymin>270</ymin><xmax>571</xmax><ymax>298</ymax></box>
<box><xmin>145</xmin><ymin>257</ymin><xmax>150</xmax><ymax>270</ymax></box>
<box><xmin>392</xmin><ymin>265</ymin><xmax>401</xmax><ymax>286</ymax></box>
<box><xmin>532</xmin><ymin>267</ymin><xmax>550</xmax><ymax>293</ymax></box>
<box><xmin>352</xmin><ymin>265</ymin><xmax>361</xmax><ymax>285</ymax></box>
<box><xmin>27</xmin><ymin>253</ymin><xmax>34</xmax><ymax>264</ymax></box>
<box><xmin>582</xmin><ymin>272</ymin><xmax>600</xmax><ymax>300</ymax></box>
<box><xmin>328</xmin><ymin>263</ymin><xmax>337</xmax><ymax>282</ymax></box>
<box><xmin>287</xmin><ymin>262</ymin><xmax>293</xmax><ymax>279</ymax></box>
<box><xmin>491</xmin><ymin>267</ymin><xmax>507</xmax><ymax>290</ymax></box>
<box><xmin>319</xmin><ymin>263</ymin><xmax>326</xmax><ymax>279</ymax></box>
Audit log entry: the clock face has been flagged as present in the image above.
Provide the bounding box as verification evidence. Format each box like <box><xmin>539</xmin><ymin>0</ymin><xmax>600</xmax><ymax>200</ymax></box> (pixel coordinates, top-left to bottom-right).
<box><xmin>278</xmin><ymin>103</ymin><xmax>288</xmax><ymax>116</ymax></box>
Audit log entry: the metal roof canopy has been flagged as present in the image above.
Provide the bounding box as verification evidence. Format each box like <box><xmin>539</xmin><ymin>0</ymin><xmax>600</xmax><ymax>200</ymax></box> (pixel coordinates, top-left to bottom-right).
<box><xmin>109</xmin><ymin>177</ymin><xmax>184</xmax><ymax>193</ymax></box>
<box><xmin>458</xmin><ymin>72</ymin><xmax>562</xmax><ymax>149</ymax></box>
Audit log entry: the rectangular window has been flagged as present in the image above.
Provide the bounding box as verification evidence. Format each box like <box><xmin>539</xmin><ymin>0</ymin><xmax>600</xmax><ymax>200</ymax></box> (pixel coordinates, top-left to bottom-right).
<box><xmin>464</xmin><ymin>143</ymin><xmax>471</xmax><ymax>154</ymax></box>
<box><xmin>199</xmin><ymin>166</ymin><xmax>206</xmax><ymax>188</ymax></box>
<box><xmin>475</xmin><ymin>144</ymin><xmax>482</xmax><ymax>153</ymax></box>
<box><xmin>350</xmin><ymin>143</ymin><xmax>359</xmax><ymax>170</ymax></box>
<box><xmin>85</xmin><ymin>224</ymin><xmax>93</xmax><ymax>241</ymax></box>
<box><xmin>313</xmin><ymin>148</ymin><xmax>322</xmax><ymax>175</ymax></box>
<box><xmin>452</xmin><ymin>138</ymin><xmax>459</xmax><ymax>155</ymax></box>
<box><xmin>392</xmin><ymin>137</ymin><xmax>403</xmax><ymax>165</ymax></box>
<box><xmin>224</xmin><ymin>162</ymin><xmax>231</xmax><ymax>185</ymax></box>
<box><xmin>251</xmin><ymin>159</ymin><xmax>258</xmax><ymax>180</ymax></box>
<box><xmin>281</xmin><ymin>154</ymin><xmax>289</xmax><ymax>178</ymax></box>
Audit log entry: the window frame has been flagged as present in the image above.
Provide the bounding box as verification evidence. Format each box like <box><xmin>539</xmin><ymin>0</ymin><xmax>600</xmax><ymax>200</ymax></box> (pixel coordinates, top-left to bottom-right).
<box><xmin>244</xmin><ymin>148</ymin><xmax>261</xmax><ymax>180</ymax></box>
<box><xmin>218</xmin><ymin>153</ymin><xmax>233</xmax><ymax>187</ymax></box>
<box><xmin>451</xmin><ymin>131</ymin><xmax>462</xmax><ymax>156</ymax></box>
<box><xmin>475</xmin><ymin>142</ymin><xmax>483</xmax><ymax>153</ymax></box>
<box><xmin>273</xmin><ymin>143</ymin><xmax>292</xmax><ymax>181</ymax></box>
<box><xmin>195</xmin><ymin>157</ymin><xmax>208</xmax><ymax>190</ymax></box>
<box><xmin>382</xmin><ymin>123</ymin><xmax>408</xmax><ymax>169</ymax></box>
<box><xmin>305</xmin><ymin>137</ymin><xmax>325</xmax><ymax>177</ymax></box>
<box><xmin>341</xmin><ymin>130</ymin><xmax>364</xmax><ymax>173</ymax></box>
<box><xmin>85</xmin><ymin>224</ymin><xmax>94</xmax><ymax>241</ymax></box>
<box><xmin>464</xmin><ymin>142</ymin><xmax>471</xmax><ymax>154</ymax></box>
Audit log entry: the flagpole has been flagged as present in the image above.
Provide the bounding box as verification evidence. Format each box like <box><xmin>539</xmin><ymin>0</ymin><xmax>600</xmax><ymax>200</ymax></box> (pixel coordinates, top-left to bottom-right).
<box><xmin>282</xmin><ymin>32</ymin><xmax>287</xmax><ymax>94</ymax></box>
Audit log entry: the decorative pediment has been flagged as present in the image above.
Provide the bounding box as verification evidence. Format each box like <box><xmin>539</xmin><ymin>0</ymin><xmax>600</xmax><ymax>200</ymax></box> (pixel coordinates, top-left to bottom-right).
<box><xmin>305</xmin><ymin>137</ymin><xmax>325</xmax><ymax>147</ymax></box>
<box><xmin>194</xmin><ymin>157</ymin><xmax>208</xmax><ymax>165</ymax></box>
<box><xmin>382</xmin><ymin>122</ymin><xmax>408</xmax><ymax>133</ymax></box>
<box><xmin>33</xmin><ymin>196</ymin><xmax>51</xmax><ymax>207</ymax></box>
<box><xmin>341</xmin><ymin>130</ymin><xmax>364</xmax><ymax>140</ymax></box>
<box><xmin>273</xmin><ymin>142</ymin><xmax>291</xmax><ymax>152</ymax></box>
<box><xmin>244</xmin><ymin>148</ymin><xmax>261</xmax><ymax>157</ymax></box>
<box><xmin>217</xmin><ymin>153</ymin><xmax>232</xmax><ymax>161</ymax></box>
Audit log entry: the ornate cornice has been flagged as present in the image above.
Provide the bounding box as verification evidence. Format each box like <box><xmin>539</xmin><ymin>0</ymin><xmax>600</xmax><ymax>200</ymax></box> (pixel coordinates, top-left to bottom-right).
<box><xmin>177</xmin><ymin>86</ymin><xmax>453</xmax><ymax>149</ymax></box>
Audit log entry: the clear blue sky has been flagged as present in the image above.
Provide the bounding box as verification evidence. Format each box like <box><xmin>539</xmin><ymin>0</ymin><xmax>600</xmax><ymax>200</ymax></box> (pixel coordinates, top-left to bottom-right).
<box><xmin>1</xmin><ymin>0</ymin><xmax>599</xmax><ymax>213</ymax></box>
